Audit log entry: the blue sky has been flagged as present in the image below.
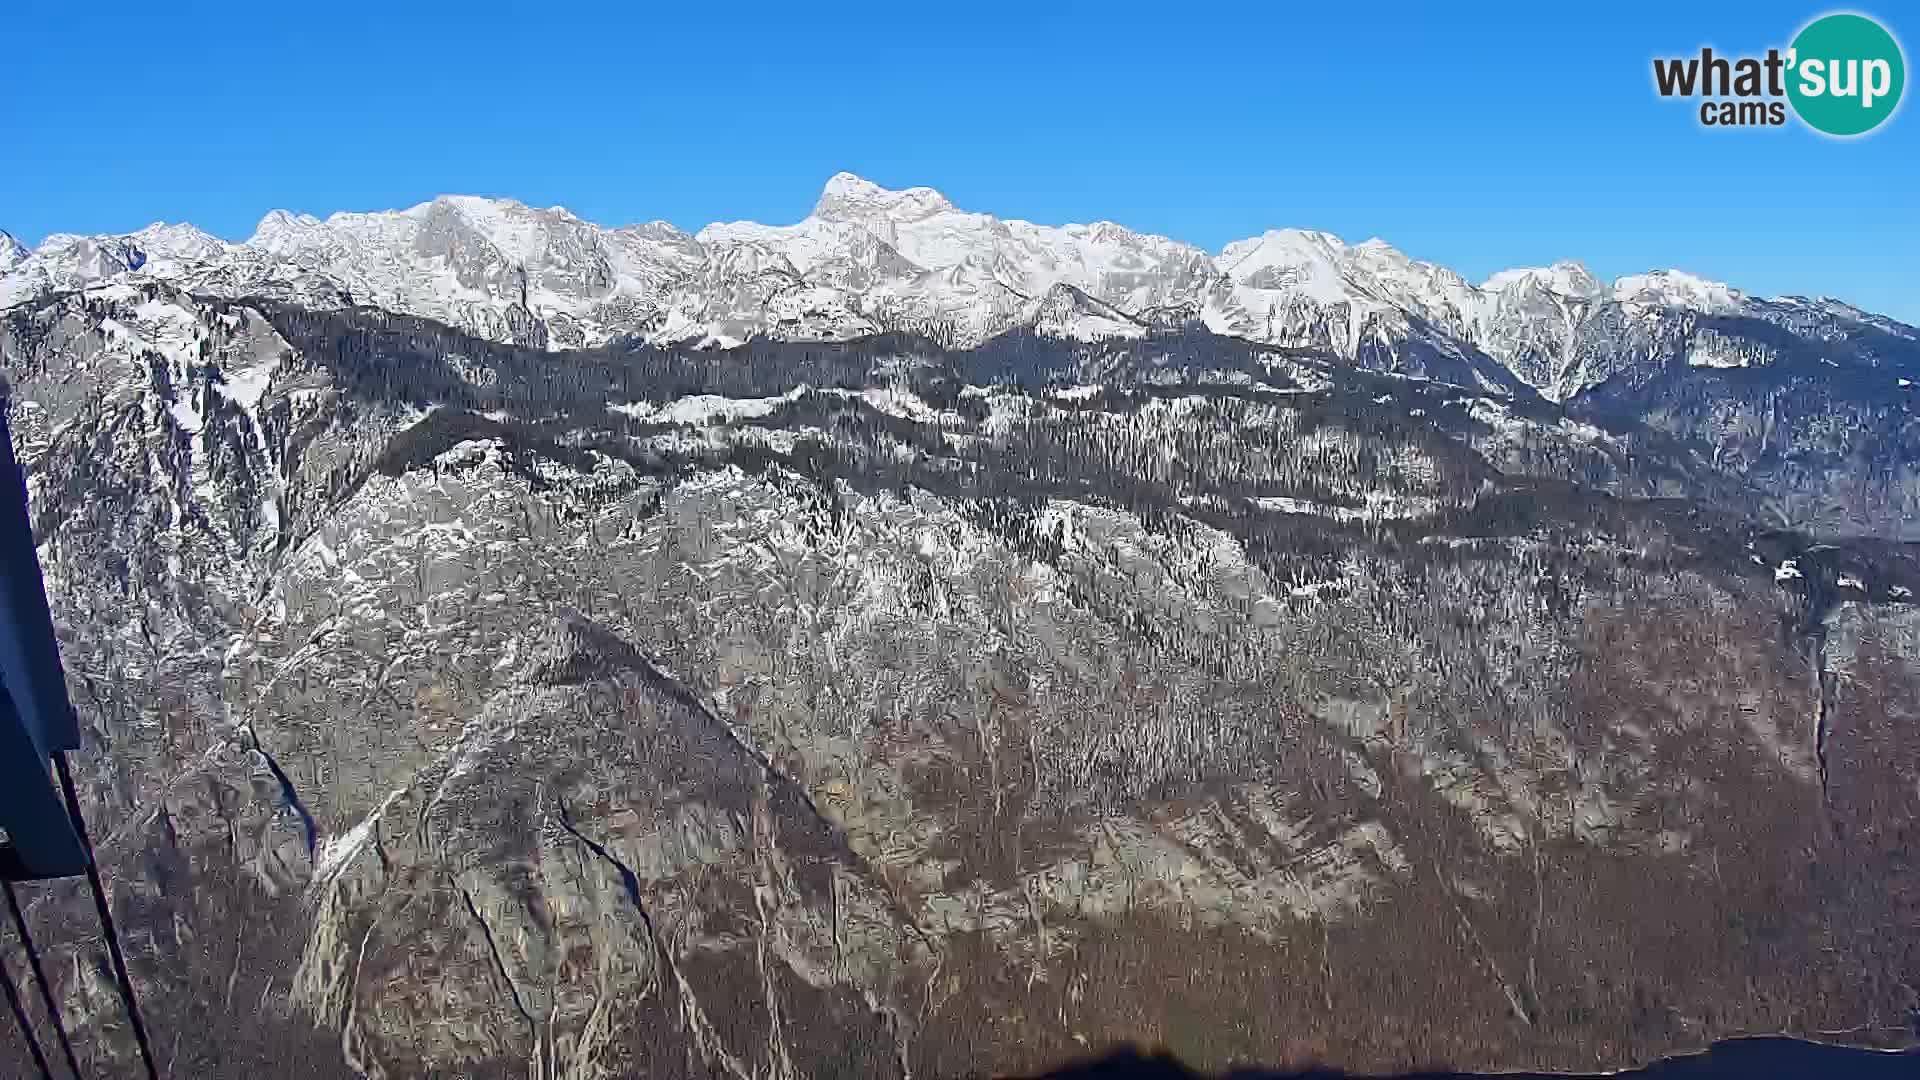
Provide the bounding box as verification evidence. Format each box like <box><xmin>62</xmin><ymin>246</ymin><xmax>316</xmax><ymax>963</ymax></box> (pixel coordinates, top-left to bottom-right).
<box><xmin>3</xmin><ymin>1</ymin><xmax>1915</xmax><ymax>319</ymax></box>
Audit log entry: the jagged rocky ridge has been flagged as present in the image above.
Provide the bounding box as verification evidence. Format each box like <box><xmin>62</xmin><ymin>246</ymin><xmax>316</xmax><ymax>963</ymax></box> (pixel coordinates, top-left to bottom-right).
<box><xmin>4</xmin><ymin>175</ymin><xmax>1916</xmax><ymax>405</ymax></box>
<box><xmin>0</xmin><ymin>269</ymin><xmax>1915</xmax><ymax>1078</ymax></box>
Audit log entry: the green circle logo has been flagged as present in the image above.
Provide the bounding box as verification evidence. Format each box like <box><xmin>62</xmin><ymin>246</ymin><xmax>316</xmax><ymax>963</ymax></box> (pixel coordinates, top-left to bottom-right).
<box><xmin>1787</xmin><ymin>13</ymin><xmax>1906</xmax><ymax>136</ymax></box>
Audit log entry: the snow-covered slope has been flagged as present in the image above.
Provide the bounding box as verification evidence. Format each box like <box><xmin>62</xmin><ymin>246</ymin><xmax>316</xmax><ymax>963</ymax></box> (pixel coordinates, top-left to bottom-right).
<box><xmin>1025</xmin><ymin>283</ymin><xmax>1149</xmax><ymax>341</ymax></box>
<box><xmin>0</xmin><ymin>230</ymin><xmax>29</xmax><ymax>274</ymax></box>
<box><xmin>4</xmin><ymin>175</ymin><xmax>1915</xmax><ymax>402</ymax></box>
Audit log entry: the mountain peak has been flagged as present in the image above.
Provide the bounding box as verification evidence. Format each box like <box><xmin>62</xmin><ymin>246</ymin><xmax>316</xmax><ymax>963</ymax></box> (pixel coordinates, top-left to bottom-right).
<box><xmin>1482</xmin><ymin>261</ymin><xmax>1602</xmax><ymax>298</ymax></box>
<box><xmin>1219</xmin><ymin>228</ymin><xmax>1348</xmax><ymax>264</ymax></box>
<box><xmin>813</xmin><ymin>172</ymin><xmax>955</xmax><ymax>223</ymax></box>
<box><xmin>819</xmin><ymin>171</ymin><xmax>886</xmax><ymax>202</ymax></box>
<box><xmin>1217</xmin><ymin>229</ymin><xmax>1352</xmax><ymax>300</ymax></box>
<box><xmin>1026</xmin><ymin>281</ymin><xmax>1146</xmax><ymax>341</ymax></box>
<box><xmin>1612</xmin><ymin>268</ymin><xmax>1742</xmax><ymax>312</ymax></box>
<box><xmin>131</xmin><ymin>220</ymin><xmax>221</xmax><ymax>244</ymax></box>
<box><xmin>246</xmin><ymin>208</ymin><xmax>329</xmax><ymax>252</ymax></box>
<box><xmin>434</xmin><ymin>193</ymin><xmax>529</xmax><ymax>215</ymax></box>
<box><xmin>0</xmin><ymin>230</ymin><xmax>27</xmax><ymax>273</ymax></box>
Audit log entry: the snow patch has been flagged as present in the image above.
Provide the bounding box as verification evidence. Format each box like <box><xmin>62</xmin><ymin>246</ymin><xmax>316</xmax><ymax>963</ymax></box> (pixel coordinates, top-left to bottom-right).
<box><xmin>612</xmin><ymin>387</ymin><xmax>804</xmax><ymax>425</ymax></box>
<box><xmin>434</xmin><ymin>439</ymin><xmax>499</xmax><ymax>470</ymax></box>
<box><xmin>218</xmin><ymin>359</ymin><xmax>277</xmax><ymax>411</ymax></box>
<box><xmin>307</xmin><ymin>790</ymin><xmax>405</xmax><ymax>902</ymax></box>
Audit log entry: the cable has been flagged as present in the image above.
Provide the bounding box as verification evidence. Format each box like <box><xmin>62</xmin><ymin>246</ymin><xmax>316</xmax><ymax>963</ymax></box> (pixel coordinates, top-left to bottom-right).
<box><xmin>53</xmin><ymin>752</ymin><xmax>158</xmax><ymax>1080</ymax></box>
<box><xmin>4</xmin><ymin>880</ymin><xmax>81</xmax><ymax>1079</ymax></box>
<box><xmin>0</xmin><ymin>943</ymin><xmax>55</xmax><ymax>1080</ymax></box>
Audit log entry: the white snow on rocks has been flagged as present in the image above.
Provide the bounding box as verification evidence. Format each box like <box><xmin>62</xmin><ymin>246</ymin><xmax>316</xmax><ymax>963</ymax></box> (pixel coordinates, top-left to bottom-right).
<box><xmin>4</xmin><ymin>174</ymin><xmax>1866</xmax><ymax>405</ymax></box>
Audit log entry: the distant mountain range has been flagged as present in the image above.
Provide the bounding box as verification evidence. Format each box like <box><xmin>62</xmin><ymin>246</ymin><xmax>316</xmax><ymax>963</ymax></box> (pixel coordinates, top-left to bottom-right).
<box><xmin>6</xmin><ymin>174</ymin><xmax>1915</xmax><ymax>405</ymax></box>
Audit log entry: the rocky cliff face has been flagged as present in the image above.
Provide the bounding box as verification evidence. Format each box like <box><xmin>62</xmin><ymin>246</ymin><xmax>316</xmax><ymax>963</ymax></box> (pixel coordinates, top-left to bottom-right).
<box><xmin>0</xmin><ymin>280</ymin><xmax>1916</xmax><ymax>1078</ymax></box>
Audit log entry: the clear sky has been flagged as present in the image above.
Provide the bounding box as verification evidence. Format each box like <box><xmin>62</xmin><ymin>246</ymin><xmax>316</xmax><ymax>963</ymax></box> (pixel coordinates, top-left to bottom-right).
<box><xmin>3</xmin><ymin>1</ymin><xmax>1915</xmax><ymax>319</ymax></box>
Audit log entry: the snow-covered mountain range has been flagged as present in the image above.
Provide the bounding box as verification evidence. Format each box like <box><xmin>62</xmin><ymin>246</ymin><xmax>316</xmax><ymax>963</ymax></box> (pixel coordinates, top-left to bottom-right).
<box><xmin>6</xmin><ymin>173</ymin><xmax>1913</xmax><ymax>403</ymax></box>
